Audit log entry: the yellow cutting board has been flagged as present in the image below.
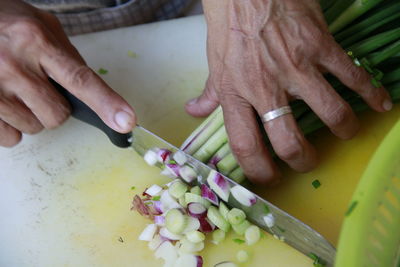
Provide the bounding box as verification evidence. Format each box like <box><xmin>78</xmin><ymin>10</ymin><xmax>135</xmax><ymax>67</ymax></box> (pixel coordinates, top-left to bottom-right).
<box><xmin>0</xmin><ymin>15</ymin><xmax>398</xmax><ymax>267</ymax></box>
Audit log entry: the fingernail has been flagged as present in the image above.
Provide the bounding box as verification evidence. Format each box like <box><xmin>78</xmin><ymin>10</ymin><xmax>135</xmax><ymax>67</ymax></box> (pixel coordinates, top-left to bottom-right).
<box><xmin>383</xmin><ymin>99</ymin><xmax>393</xmax><ymax>111</ymax></box>
<box><xmin>187</xmin><ymin>98</ymin><xmax>198</xmax><ymax>106</ymax></box>
<box><xmin>115</xmin><ymin>110</ymin><xmax>133</xmax><ymax>131</ymax></box>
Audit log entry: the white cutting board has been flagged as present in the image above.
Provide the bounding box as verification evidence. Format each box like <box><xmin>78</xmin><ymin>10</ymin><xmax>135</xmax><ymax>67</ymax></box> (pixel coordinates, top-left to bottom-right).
<box><xmin>0</xmin><ymin>16</ymin><xmax>312</xmax><ymax>267</ymax></box>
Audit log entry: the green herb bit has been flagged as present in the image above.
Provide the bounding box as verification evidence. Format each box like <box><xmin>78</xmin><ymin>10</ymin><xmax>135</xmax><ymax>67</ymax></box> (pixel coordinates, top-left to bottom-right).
<box><xmin>372</xmin><ymin>69</ymin><xmax>384</xmax><ymax>81</ymax></box>
<box><xmin>233</xmin><ymin>238</ymin><xmax>245</xmax><ymax>245</ymax></box>
<box><xmin>127</xmin><ymin>50</ymin><xmax>138</xmax><ymax>58</ymax></box>
<box><xmin>98</xmin><ymin>68</ymin><xmax>108</xmax><ymax>75</ymax></box>
<box><xmin>312</xmin><ymin>179</ymin><xmax>321</xmax><ymax>189</ymax></box>
<box><xmin>371</xmin><ymin>78</ymin><xmax>382</xmax><ymax>88</ymax></box>
<box><xmin>345</xmin><ymin>201</ymin><xmax>358</xmax><ymax>216</ymax></box>
<box><xmin>276</xmin><ymin>226</ymin><xmax>286</xmax><ymax>233</ymax></box>
<box><xmin>263</xmin><ymin>204</ymin><xmax>270</xmax><ymax>214</ymax></box>
<box><xmin>347</xmin><ymin>51</ymin><xmax>354</xmax><ymax>58</ymax></box>
<box><xmin>152</xmin><ymin>196</ymin><xmax>161</xmax><ymax>201</ymax></box>
<box><xmin>168</xmin><ymin>160</ymin><xmax>177</xmax><ymax>164</ymax></box>
<box><xmin>130</xmin><ymin>186</ymin><xmax>136</xmax><ymax>190</ymax></box>
<box><xmin>308</xmin><ymin>253</ymin><xmax>326</xmax><ymax>266</ymax></box>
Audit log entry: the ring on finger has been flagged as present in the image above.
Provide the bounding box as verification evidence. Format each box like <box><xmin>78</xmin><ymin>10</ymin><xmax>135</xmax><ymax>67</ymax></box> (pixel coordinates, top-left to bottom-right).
<box><xmin>261</xmin><ymin>106</ymin><xmax>292</xmax><ymax>123</ymax></box>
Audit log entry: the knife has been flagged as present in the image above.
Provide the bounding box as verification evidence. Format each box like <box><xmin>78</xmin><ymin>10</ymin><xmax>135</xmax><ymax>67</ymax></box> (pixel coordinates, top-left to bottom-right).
<box><xmin>52</xmin><ymin>80</ymin><xmax>336</xmax><ymax>266</ymax></box>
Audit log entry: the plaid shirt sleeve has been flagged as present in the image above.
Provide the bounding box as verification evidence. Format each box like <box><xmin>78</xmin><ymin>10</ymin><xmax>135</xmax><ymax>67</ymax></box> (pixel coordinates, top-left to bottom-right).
<box><xmin>33</xmin><ymin>0</ymin><xmax>194</xmax><ymax>36</ymax></box>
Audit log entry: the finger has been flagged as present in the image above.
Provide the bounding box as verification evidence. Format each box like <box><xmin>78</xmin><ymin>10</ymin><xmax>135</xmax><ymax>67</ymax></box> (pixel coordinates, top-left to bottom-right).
<box><xmin>185</xmin><ymin>76</ymin><xmax>219</xmax><ymax>117</ymax></box>
<box><xmin>252</xmin><ymin>87</ymin><xmax>318</xmax><ymax>172</ymax></box>
<box><xmin>39</xmin><ymin>45</ymin><xmax>136</xmax><ymax>133</ymax></box>
<box><xmin>298</xmin><ymin>70</ymin><xmax>360</xmax><ymax>140</ymax></box>
<box><xmin>0</xmin><ymin>94</ymin><xmax>43</xmax><ymax>134</ymax></box>
<box><xmin>3</xmin><ymin>70</ymin><xmax>71</xmax><ymax>129</ymax></box>
<box><xmin>222</xmin><ymin>94</ymin><xmax>280</xmax><ymax>185</ymax></box>
<box><xmin>320</xmin><ymin>43</ymin><xmax>392</xmax><ymax>112</ymax></box>
<box><xmin>0</xmin><ymin>119</ymin><xmax>22</xmax><ymax>147</ymax></box>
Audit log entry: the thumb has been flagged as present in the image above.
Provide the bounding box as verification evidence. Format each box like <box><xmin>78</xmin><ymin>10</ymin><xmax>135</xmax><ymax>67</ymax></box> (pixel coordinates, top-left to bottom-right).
<box><xmin>185</xmin><ymin>77</ymin><xmax>219</xmax><ymax>117</ymax></box>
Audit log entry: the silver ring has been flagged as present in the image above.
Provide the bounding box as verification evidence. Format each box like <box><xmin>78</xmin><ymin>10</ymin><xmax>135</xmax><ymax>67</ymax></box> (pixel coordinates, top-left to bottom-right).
<box><xmin>261</xmin><ymin>106</ymin><xmax>292</xmax><ymax>123</ymax></box>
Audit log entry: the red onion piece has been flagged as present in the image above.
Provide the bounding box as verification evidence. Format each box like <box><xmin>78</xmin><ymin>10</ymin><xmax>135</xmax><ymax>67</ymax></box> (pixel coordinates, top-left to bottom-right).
<box><xmin>230</xmin><ymin>185</ymin><xmax>257</xmax><ymax>207</ymax></box>
<box><xmin>187</xmin><ymin>202</ymin><xmax>207</xmax><ymax>219</ymax></box>
<box><xmin>154</xmin><ymin>215</ymin><xmax>165</xmax><ymax>226</ymax></box>
<box><xmin>198</xmin><ymin>218</ymin><xmax>215</xmax><ymax>233</ymax></box>
<box><xmin>153</xmin><ymin>201</ymin><xmax>163</xmax><ymax>214</ymax></box>
<box><xmin>165</xmin><ymin>164</ymin><xmax>180</xmax><ymax>177</ymax></box>
<box><xmin>201</xmin><ymin>184</ymin><xmax>219</xmax><ymax>206</ymax></box>
<box><xmin>207</xmin><ymin>170</ymin><xmax>230</xmax><ymax>202</ymax></box>
<box><xmin>157</xmin><ymin>149</ymin><xmax>172</xmax><ymax>163</ymax></box>
<box><xmin>196</xmin><ymin>255</ymin><xmax>204</xmax><ymax>267</ymax></box>
<box><xmin>145</xmin><ymin>184</ymin><xmax>163</xmax><ymax>196</ymax></box>
<box><xmin>179</xmin><ymin>165</ymin><xmax>197</xmax><ymax>183</ymax></box>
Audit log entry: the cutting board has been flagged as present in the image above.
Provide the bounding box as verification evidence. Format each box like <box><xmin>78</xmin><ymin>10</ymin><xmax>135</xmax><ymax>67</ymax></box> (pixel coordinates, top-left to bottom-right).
<box><xmin>0</xmin><ymin>15</ymin><xmax>398</xmax><ymax>267</ymax></box>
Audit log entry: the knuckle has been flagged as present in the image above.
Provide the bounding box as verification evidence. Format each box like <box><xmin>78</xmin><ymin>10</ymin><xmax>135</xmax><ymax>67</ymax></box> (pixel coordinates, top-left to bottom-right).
<box><xmin>11</xmin><ymin>17</ymin><xmax>52</xmax><ymax>49</ymax></box>
<box><xmin>325</xmin><ymin>103</ymin><xmax>351</xmax><ymax>128</ymax></box>
<box><xmin>230</xmin><ymin>135</ymin><xmax>258</xmax><ymax>158</ymax></box>
<box><xmin>275</xmin><ymin>136</ymin><xmax>305</xmax><ymax>162</ymax></box>
<box><xmin>44</xmin><ymin>107</ymin><xmax>70</xmax><ymax>129</ymax></box>
<box><xmin>67</xmin><ymin>65</ymin><xmax>96</xmax><ymax>89</ymax></box>
<box><xmin>345</xmin><ymin>65</ymin><xmax>367</xmax><ymax>88</ymax></box>
<box><xmin>0</xmin><ymin>128</ymin><xmax>22</xmax><ymax>148</ymax></box>
<box><xmin>24</xmin><ymin>122</ymin><xmax>43</xmax><ymax>135</ymax></box>
<box><xmin>12</xmin><ymin>17</ymin><xmax>43</xmax><ymax>36</ymax></box>
<box><xmin>0</xmin><ymin>52</ymin><xmax>19</xmax><ymax>74</ymax></box>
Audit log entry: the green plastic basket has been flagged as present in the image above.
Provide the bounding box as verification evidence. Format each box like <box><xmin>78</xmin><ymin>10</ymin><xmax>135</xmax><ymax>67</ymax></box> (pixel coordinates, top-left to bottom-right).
<box><xmin>335</xmin><ymin>119</ymin><xmax>400</xmax><ymax>267</ymax></box>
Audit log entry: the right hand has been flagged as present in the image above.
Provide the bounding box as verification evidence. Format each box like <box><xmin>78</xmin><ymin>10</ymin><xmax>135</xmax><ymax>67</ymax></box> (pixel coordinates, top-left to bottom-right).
<box><xmin>0</xmin><ymin>0</ymin><xmax>136</xmax><ymax>147</ymax></box>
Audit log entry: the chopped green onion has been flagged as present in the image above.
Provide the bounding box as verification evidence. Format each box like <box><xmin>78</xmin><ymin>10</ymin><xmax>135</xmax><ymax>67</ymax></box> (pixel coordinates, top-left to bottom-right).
<box><xmin>165</xmin><ymin>209</ymin><xmax>187</xmax><ymax>234</ymax></box>
<box><xmin>219</xmin><ymin>202</ymin><xmax>230</xmax><ymax>220</ymax></box>
<box><xmin>168</xmin><ymin>180</ymin><xmax>188</xmax><ymax>199</ymax></box>
<box><xmin>232</xmin><ymin>220</ymin><xmax>251</xmax><ymax>236</ymax></box>
<box><xmin>185</xmin><ymin>193</ymin><xmax>211</xmax><ymax>208</ymax></box>
<box><xmin>227</xmin><ymin>208</ymin><xmax>246</xmax><ymax>225</ymax></box>
<box><xmin>190</xmin><ymin>186</ymin><xmax>201</xmax><ymax>195</ymax></box>
<box><xmin>308</xmin><ymin>252</ymin><xmax>327</xmax><ymax>266</ymax></box>
<box><xmin>185</xmin><ymin>230</ymin><xmax>205</xmax><ymax>243</ymax></box>
<box><xmin>152</xmin><ymin>196</ymin><xmax>161</xmax><ymax>201</ymax></box>
<box><xmin>236</xmin><ymin>250</ymin><xmax>249</xmax><ymax>263</ymax></box>
<box><xmin>207</xmin><ymin>206</ymin><xmax>231</xmax><ymax>232</ymax></box>
<box><xmin>97</xmin><ymin>68</ymin><xmax>108</xmax><ymax>75</ymax></box>
<box><xmin>312</xmin><ymin>179</ymin><xmax>322</xmax><ymax>189</ymax></box>
<box><xmin>130</xmin><ymin>186</ymin><xmax>136</xmax><ymax>190</ymax></box>
<box><xmin>212</xmin><ymin>229</ymin><xmax>226</xmax><ymax>244</ymax></box>
<box><xmin>127</xmin><ymin>50</ymin><xmax>138</xmax><ymax>58</ymax></box>
<box><xmin>233</xmin><ymin>238</ymin><xmax>245</xmax><ymax>245</ymax></box>
<box><xmin>245</xmin><ymin>225</ymin><xmax>261</xmax><ymax>245</ymax></box>
<box><xmin>263</xmin><ymin>205</ymin><xmax>270</xmax><ymax>214</ymax></box>
<box><xmin>276</xmin><ymin>226</ymin><xmax>286</xmax><ymax>233</ymax></box>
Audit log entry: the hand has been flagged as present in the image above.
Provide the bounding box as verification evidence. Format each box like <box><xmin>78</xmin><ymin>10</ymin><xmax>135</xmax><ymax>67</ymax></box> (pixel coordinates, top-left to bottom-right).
<box><xmin>186</xmin><ymin>0</ymin><xmax>392</xmax><ymax>184</ymax></box>
<box><xmin>0</xmin><ymin>0</ymin><xmax>136</xmax><ymax>147</ymax></box>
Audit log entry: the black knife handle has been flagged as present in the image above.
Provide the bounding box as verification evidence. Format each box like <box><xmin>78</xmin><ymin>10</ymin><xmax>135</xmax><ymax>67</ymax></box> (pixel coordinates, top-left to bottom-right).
<box><xmin>50</xmin><ymin>79</ymin><xmax>131</xmax><ymax>148</ymax></box>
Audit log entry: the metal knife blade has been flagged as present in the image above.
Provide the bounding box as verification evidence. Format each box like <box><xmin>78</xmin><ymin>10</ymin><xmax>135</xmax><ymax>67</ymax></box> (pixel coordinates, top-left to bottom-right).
<box><xmin>130</xmin><ymin>125</ymin><xmax>336</xmax><ymax>266</ymax></box>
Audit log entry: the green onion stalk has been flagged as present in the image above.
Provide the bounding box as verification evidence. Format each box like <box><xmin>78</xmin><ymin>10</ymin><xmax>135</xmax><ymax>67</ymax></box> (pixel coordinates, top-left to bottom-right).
<box><xmin>180</xmin><ymin>1</ymin><xmax>400</xmax><ymax>183</ymax></box>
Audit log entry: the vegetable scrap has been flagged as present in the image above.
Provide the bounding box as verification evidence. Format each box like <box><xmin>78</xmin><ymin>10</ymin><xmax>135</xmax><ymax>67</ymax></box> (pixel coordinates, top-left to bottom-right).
<box><xmin>312</xmin><ymin>179</ymin><xmax>321</xmax><ymax>189</ymax></box>
<box><xmin>131</xmin><ymin>147</ymin><xmax>274</xmax><ymax>267</ymax></box>
<box><xmin>97</xmin><ymin>68</ymin><xmax>108</xmax><ymax>75</ymax></box>
<box><xmin>127</xmin><ymin>50</ymin><xmax>138</xmax><ymax>58</ymax></box>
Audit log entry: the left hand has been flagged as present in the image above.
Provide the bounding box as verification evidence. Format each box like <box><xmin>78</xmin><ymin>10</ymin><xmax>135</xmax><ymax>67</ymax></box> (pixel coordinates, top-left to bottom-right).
<box><xmin>185</xmin><ymin>0</ymin><xmax>392</xmax><ymax>185</ymax></box>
